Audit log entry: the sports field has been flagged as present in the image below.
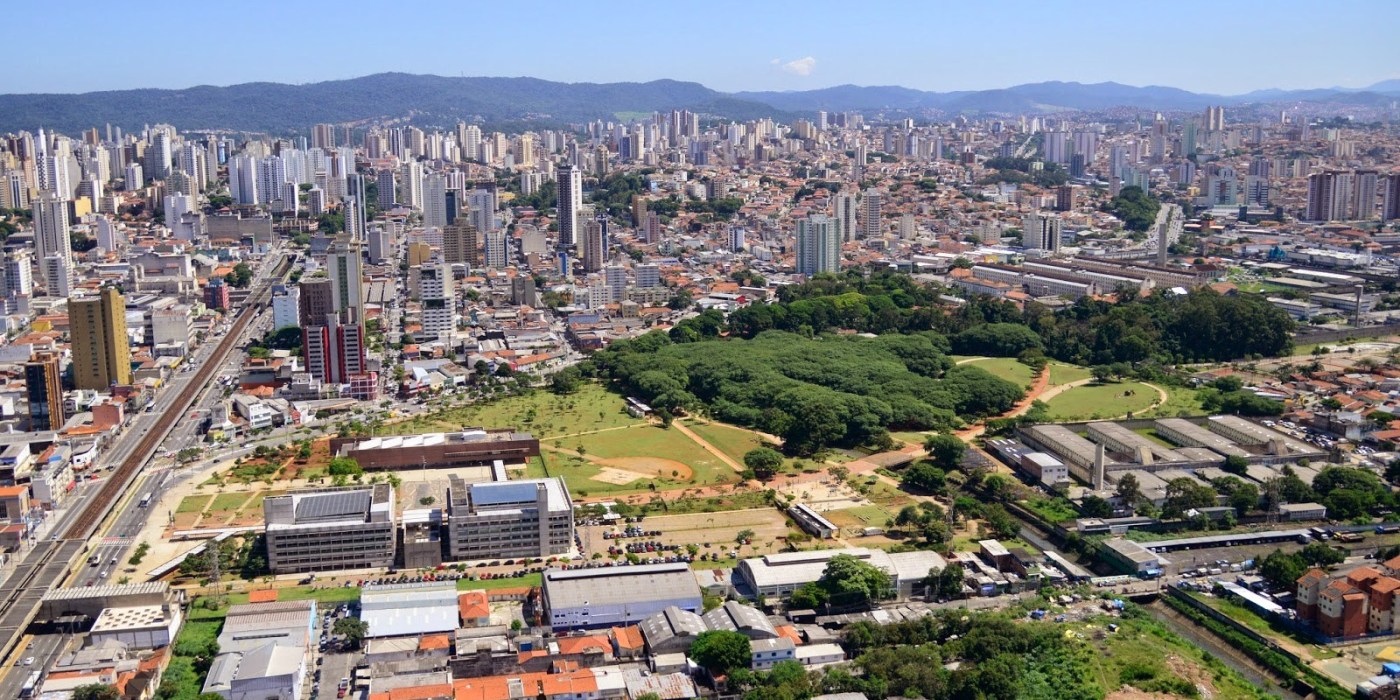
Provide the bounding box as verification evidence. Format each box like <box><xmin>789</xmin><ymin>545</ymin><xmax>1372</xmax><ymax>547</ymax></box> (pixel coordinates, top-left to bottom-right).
<box><xmin>542</xmin><ymin>425</ymin><xmax>739</xmax><ymax>496</ymax></box>
<box><xmin>1042</xmin><ymin>381</ymin><xmax>1159</xmax><ymax>421</ymax></box>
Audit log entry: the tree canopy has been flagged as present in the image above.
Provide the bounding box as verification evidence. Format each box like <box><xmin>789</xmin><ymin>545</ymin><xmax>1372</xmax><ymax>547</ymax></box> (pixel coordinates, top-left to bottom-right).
<box><xmin>688</xmin><ymin>630</ymin><xmax>751</xmax><ymax>676</ymax></box>
<box><xmin>1106</xmin><ymin>185</ymin><xmax>1160</xmax><ymax>232</ymax></box>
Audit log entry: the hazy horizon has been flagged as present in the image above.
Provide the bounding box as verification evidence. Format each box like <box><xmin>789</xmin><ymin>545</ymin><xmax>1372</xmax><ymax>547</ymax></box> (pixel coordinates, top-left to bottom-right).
<box><xmin>16</xmin><ymin>0</ymin><xmax>1398</xmax><ymax>95</ymax></box>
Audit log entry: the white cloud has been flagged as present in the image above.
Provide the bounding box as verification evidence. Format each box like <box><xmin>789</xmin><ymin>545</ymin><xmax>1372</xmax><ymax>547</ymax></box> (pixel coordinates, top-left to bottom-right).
<box><xmin>779</xmin><ymin>56</ymin><xmax>817</xmax><ymax>77</ymax></box>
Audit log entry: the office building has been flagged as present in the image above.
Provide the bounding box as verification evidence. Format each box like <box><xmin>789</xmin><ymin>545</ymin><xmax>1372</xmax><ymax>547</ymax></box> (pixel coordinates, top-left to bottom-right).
<box><xmin>795</xmin><ymin>214</ymin><xmax>840</xmax><ymax>274</ymax></box>
<box><xmin>264</xmin><ymin>485</ymin><xmax>396</xmax><ymax>574</ymax></box>
<box><xmin>25</xmin><ymin>351</ymin><xmax>64</xmax><ymax>431</ymax></box>
<box><xmin>69</xmin><ymin>286</ymin><xmax>131</xmax><ymax>390</ymax></box>
<box><xmin>557</xmin><ymin>164</ymin><xmax>582</xmax><ymax>248</ymax></box>
<box><xmin>1022</xmin><ymin>211</ymin><xmax>1062</xmax><ymax>252</ymax></box>
<box><xmin>444</xmin><ymin>476</ymin><xmax>573</xmax><ymax>561</ymax></box>
<box><xmin>860</xmin><ymin>188</ymin><xmax>882</xmax><ymax>239</ymax></box>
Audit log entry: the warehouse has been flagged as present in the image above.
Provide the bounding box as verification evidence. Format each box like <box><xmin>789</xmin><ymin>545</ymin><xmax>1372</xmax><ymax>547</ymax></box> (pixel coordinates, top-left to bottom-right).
<box><xmin>1153</xmin><ymin>418</ymin><xmax>1252</xmax><ymax>459</ymax></box>
<box><xmin>543</xmin><ymin>563</ymin><xmax>703</xmax><ymax>631</ymax></box>
<box><xmin>1101</xmin><ymin>538</ymin><xmax>1167</xmax><ymax>575</ymax></box>
<box><xmin>361</xmin><ymin>581</ymin><xmax>461</xmax><ymax>638</ymax></box>
<box><xmin>203</xmin><ymin>600</ymin><xmax>316</xmax><ymax>700</ymax></box>
<box><xmin>737</xmin><ymin>548</ymin><xmax>946</xmax><ymax>600</ymax></box>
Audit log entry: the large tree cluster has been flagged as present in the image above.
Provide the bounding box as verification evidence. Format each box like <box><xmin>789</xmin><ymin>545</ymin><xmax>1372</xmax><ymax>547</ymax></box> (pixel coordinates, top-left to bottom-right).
<box><xmin>592</xmin><ymin>330</ymin><xmax>1022</xmax><ymax>455</ymax></box>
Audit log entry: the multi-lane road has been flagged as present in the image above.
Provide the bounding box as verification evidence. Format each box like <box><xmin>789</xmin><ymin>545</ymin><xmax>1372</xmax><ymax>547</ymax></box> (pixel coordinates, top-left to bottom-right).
<box><xmin>0</xmin><ymin>247</ymin><xmax>291</xmax><ymax>696</ymax></box>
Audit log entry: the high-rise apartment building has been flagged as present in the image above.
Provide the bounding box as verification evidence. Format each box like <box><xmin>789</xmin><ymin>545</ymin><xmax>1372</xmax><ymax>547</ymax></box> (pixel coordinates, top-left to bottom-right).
<box><xmin>832</xmin><ymin>191</ymin><xmax>858</xmax><ymax>242</ymax></box>
<box><xmin>581</xmin><ymin>220</ymin><xmax>606</xmax><ymax>273</ymax></box>
<box><xmin>1307</xmin><ymin>170</ymin><xmax>1357</xmax><ymax>222</ymax></box>
<box><xmin>375</xmin><ymin>169</ymin><xmax>396</xmax><ymax>210</ymax></box>
<box><xmin>1383</xmin><ymin>174</ymin><xmax>1400</xmax><ymax>221</ymax></box>
<box><xmin>556</xmin><ymin>164</ymin><xmax>582</xmax><ymax>248</ymax></box>
<box><xmin>861</xmin><ymin>188</ymin><xmax>883</xmax><ymax>239</ymax></box>
<box><xmin>32</xmin><ymin>191</ymin><xmax>72</xmax><ymax>288</ymax></box>
<box><xmin>1021</xmin><ymin>212</ymin><xmax>1063</xmax><ymax>253</ymax></box>
<box><xmin>24</xmin><ymin>351</ymin><xmax>64</xmax><ymax>431</ymax></box>
<box><xmin>483</xmin><ymin>229</ymin><xmax>508</xmax><ymax>269</ymax></box>
<box><xmin>297</xmin><ymin>278</ymin><xmax>335</xmax><ymax>328</ymax></box>
<box><xmin>417</xmin><ymin>263</ymin><xmax>455</xmax><ymax>342</ymax></box>
<box><xmin>422</xmin><ymin>173</ymin><xmax>448</xmax><ymax>229</ymax></box>
<box><xmin>327</xmin><ymin>238</ymin><xmax>364</xmax><ymax>317</ymax></box>
<box><xmin>311</xmin><ymin>123</ymin><xmax>336</xmax><ymax>150</ymax></box>
<box><xmin>443</xmin><ymin>221</ymin><xmax>481</xmax><ymax>266</ymax></box>
<box><xmin>69</xmin><ymin>286</ymin><xmax>131</xmax><ymax>390</ymax></box>
<box><xmin>796</xmin><ymin>214</ymin><xmax>840</xmax><ymax>275</ymax></box>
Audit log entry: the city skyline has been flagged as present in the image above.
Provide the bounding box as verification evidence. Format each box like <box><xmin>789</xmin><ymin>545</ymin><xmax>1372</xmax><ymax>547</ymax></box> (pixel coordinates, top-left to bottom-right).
<box><xmin>13</xmin><ymin>0</ymin><xmax>1399</xmax><ymax>96</ymax></box>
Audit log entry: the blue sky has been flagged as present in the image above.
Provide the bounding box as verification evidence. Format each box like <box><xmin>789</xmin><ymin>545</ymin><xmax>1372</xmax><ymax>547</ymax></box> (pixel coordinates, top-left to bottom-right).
<box><xmin>17</xmin><ymin>0</ymin><xmax>1399</xmax><ymax>95</ymax></box>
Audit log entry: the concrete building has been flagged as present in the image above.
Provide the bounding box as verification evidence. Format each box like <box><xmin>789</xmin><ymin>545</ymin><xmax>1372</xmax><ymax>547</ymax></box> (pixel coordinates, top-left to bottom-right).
<box><xmin>24</xmin><ymin>351</ymin><xmax>64</xmax><ymax>431</ymax></box>
<box><xmin>263</xmin><ymin>485</ymin><xmax>396</xmax><ymax>574</ymax></box>
<box><xmin>796</xmin><ymin>214</ymin><xmax>840</xmax><ymax>274</ymax></box>
<box><xmin>543</xmin><ymin>563</ymin><xmax>703</xmax><ymax>631</ymax></box>
<box><xmin>1100</xmin><ymin>538</ymin><xmax>1164</xmax><ymax>575</ymax></box>
<box><xmin>329</xmin><ymin>430</ymin><xmax>540</xmax><ymax>471</ymax></box>
<box><xmin>444</xmin><ymin>476</ymin><xmax>573</xmax><ymax>561</ymax></box>
<box><xmin>69</xmin><ymin>285</ymin><xmax>131</xmax><ymax>390</ymax></box>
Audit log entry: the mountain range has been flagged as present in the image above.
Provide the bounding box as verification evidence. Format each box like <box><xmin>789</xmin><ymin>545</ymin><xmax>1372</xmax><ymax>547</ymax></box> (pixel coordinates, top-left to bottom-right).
<box><xmin>3</xmin><ymin>73</ymin><xmax>1397</xmax><ymax>135</ymax></box>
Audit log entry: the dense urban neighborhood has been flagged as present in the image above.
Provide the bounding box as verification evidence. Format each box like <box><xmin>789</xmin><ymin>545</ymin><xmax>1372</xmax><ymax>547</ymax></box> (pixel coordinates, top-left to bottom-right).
<box><xmin>2</xmin><ymin>15</ymin><xmax>1400</xmax><ymax>700</ymax></box>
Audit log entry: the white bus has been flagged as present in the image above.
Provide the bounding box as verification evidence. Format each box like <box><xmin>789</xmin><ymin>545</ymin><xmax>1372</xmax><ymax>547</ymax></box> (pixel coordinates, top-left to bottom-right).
<box><xmin>138</xmin><ymin>493</ymin><xmax>153</xmax><ymax>508</ymax></box>
<box><xmin>20</xmin><ymin>671</ymin><xmax>40</xmax><ymax>698</ymax></box>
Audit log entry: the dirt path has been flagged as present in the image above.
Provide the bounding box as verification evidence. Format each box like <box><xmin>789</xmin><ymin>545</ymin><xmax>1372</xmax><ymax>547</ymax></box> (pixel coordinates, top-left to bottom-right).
<box><xmin>955</xmin><ymin>366</ymin><xmax>1054</xmax><ymax>441</ymax></box>
<box><xmin>672</xmin><ymin>422</ymin><xmax>744</xmax><ymax>473</ymax></box>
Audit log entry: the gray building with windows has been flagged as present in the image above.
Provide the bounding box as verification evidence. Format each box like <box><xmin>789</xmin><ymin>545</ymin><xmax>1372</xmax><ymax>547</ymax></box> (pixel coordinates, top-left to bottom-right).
<box><xmin>263</xmin><ymin>485</ymin><xmax>396</xmax><ymax>574</ymax></box>
<box><xmin>444</xmin><ymin>476</ymin><xmax>573</xmax><ymax>561</ymax></box>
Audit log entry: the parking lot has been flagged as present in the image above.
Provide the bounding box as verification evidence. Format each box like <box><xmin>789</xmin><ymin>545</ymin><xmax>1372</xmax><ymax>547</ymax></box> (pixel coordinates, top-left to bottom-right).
<box><xmin>311</xmin><ymin>601</ymin><xmax>361</xmax><ymax>700</ymax></box>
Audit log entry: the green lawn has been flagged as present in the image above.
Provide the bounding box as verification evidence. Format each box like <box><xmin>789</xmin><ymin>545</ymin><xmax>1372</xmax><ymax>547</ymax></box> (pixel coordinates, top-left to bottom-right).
<box><xmin>1131</xmin><ymin>427</ymin><xmax>1177</xmax><ymax>448</ymax></box>
<box><xmin>177</xmin><ymin>495</ymin><xmax>213</xmax><ymax>514</ymax></box>
<box><xmin>1189</xmin><ymin>592</ymin><xmax>1338</xmax><ymax>660</ymax></box>
<box><xmin>458</xmin><ymin>572</ymin><xmax>542</xmax><ymax>590</ymax></box>
<box><xmin>1048</xmin><ymin>362</ymin><xmax>1093</xmax><ymax>387</ymax></box>
<box><xmin>1042</xmin><ymin>381</ymin><xmax>1159</xmax><ymax>421</ymax></box>
<box><xmin>1139</xmin><ymin>384</ymin><xmax>1206</xmax><ymax>418</ymax></box>
<box><xmin>387</xmin><ymin>383</ymin><xmax>640</xmax><ymax>439</ymax></box>
<box><xmin>208</xmin><ymin>492</ymin><xmax>253</xmax><ymax>512</ymax></box>
<box><xmin>891</xmin><ymin>431</ymin><xmax>930</xmax><ymax>447</ymax></box>
<box><xmin>962</xmin><ymin>357</ymin><xmax>1037</xmax><ymax>389</ymax></box>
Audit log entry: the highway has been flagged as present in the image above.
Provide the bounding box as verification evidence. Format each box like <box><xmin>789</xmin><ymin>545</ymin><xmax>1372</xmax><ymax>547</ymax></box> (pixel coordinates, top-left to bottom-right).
<box><xmin>0</xmin><ymin>247</ymin><xmax>290</xmax><ymax>685</ymax></box>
